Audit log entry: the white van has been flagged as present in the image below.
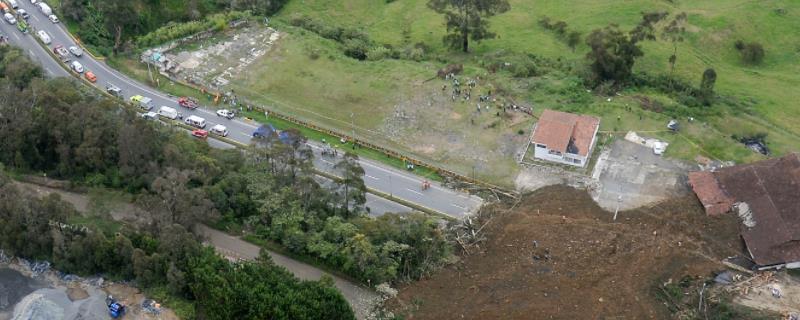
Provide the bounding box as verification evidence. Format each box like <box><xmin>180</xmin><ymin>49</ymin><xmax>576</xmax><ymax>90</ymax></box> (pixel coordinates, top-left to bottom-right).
<box><xmin>184</xmin><ymin>115</ymin><xmax>206</xmax><ymax>129</ymax></box>
<box><xmin>37</xmin><ymin>3</ymin><xmax>51</xmax><ymax>16</ymax></box>
<box><xmin>36</xmin><ymin>30</ymin><xmax>50</xmax><ymax>44</ymax></box>
<box><xmin>158</xmin><ymin>106</ymin><xmax>178</xmax><ymax>120</ymax></box>
<box><xmin>210</xmin><ymin>124</ymin><xmax>228</xmax><ymax>137</ymax></box>
<box><xmin>8</xmin><ymin>0</ymin><xmax>18</xmax><ymax>9</ymax></box>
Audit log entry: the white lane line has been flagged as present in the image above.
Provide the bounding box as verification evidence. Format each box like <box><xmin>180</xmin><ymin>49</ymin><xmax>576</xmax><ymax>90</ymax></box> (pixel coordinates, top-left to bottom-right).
<box><xmin>451</xmin><ymin>203</ymin><xmax>467</xmax><ymax>210</ymax></box>
<box><xmin>321</xmin><ymin>159</ymin><xmax>334</xmax><ymax>165</ymax></box>
<box><xmin>12</xmin><ymin>32</ymin><xmax>20</xmax><ymax>41</ymax></box>
<box><xmin>29</xmin><ymin>49</ymin><xmax>35</xmax><ymax>56</ymax></box>
<box><xmin>365</xmin><ymin>175</ymin><xmax>379</xmax><ymax>180</ymax></box>
<box><xmin>32</xmin><ymin>15</ymin><xmax>39</xmax><ymax>22</ymax></box>
<box><xmin>405</xmin><ymin>188</ymin><xmax>424</xmax><ymax>196</ymax></box>
<box><xmin>238</xmin><ymin>132</ymin><xmax>252</xmax><ymax>138</ymax></box>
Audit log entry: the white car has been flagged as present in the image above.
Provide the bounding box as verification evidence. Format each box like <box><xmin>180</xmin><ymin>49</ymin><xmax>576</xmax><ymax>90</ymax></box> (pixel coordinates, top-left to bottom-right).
<box><xmin>36</xmin><ymin>30</ymin><xmax>51</xmax><ymax>44</ymax></box>
<box><xmin>210</xmin><ymin>124</ymin><xmax>229</xmax><ymax>137</ymax></box>
<box><xmin>4</xmin><ymin>13</ymin><xmax>17</xmax><ymax>25</ymax></box>
<box><xmin>17</xmin><ymin>9</ymin><xmax>29</xmax><ymax>20</ymax></box>
<box><xmin>141</xmin><ymin>112</ymin><xmax>158</xmax><ymax>120</ymax></box>
<box><xmin>70</xmin><ymin>61</ymin><xmax>84</xmax><ymax>73</ymax></box>
<box><xmin>216</xmin><ymin>109</ymin><xmax>234</xmax><ymax>119</ymax></box>
<box><xmin>8</xmin><ymin>0</ymin><xmax>18</xmax><ymax>9</ymax></box>
<box><xmin>68</xmin><ymin>46</ymin><xmax>83</xmax><ymax>57</ymax></box>
<box><xmin>48</xmin><ymin>14</ymin><xmax>59</xmax><ymax>23</ymax></box>
<box><xmin>30</xmin><ymin>0</ymin><xmax>37</xmax><ymax>3</ymax></box>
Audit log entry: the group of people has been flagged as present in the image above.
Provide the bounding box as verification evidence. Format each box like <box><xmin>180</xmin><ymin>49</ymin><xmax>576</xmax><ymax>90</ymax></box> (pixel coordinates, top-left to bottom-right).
<box><xmin>442</xmin><ymin>74</ymin><xmax>482</xmax><ymax>103</ymax></box>
<box><xmin>421</xmin><ymin>180</ymin><xmax>431</xmax><ymax>190</ymax></box>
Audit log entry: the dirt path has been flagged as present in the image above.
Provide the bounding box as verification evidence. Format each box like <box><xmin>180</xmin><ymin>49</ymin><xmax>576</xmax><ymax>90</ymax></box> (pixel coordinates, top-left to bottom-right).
<box><xmin>13</xmin><ymin>181</ymin><xmax>378</xmax><ymax>319</ymax></box>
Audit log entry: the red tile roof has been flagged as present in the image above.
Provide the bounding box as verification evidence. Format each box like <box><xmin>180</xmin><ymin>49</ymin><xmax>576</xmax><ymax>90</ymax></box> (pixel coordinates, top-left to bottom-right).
<box><xmin>689</xmin><ymin>153</ymin><xmax>800</xmax><ymax>266</ymax></box>
<box><xmin>688</xmin><ymin>171</ymin><xmax>735</xmax><ymax>216</ymax></box>
<box><xmin>532</xmin><ymin>110</ymin><xmax>600</xmax><ymax>157</ymax></box>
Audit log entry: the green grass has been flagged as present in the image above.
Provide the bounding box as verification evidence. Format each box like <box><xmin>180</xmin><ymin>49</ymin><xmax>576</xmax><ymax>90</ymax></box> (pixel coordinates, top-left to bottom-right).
<box><xmin>267</xmin><ymin>0</ymin><xmax>800</xmax><ymax>170</ymax></box>
<box><xmin>143</xmin><ymin>286</ymin><xmax>196</xmax><ymax>319</ymax></box>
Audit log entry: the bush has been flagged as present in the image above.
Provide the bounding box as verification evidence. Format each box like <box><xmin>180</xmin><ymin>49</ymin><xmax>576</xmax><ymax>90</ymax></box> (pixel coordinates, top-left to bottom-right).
<box><xmin>343</xmin><ymin>38</ymin><xmax>372</xmax><ymax>60</ymax></box>
<box><xmin>366</xmin><ymin>46</ymin><xmax>392</xmax><ymax>61</ymax></box>
<box><xmin>735</xmin><ymin>41</ymin><xmax>765</xmax><ymax>65</ymax></box>
<box><xmin>136</xmin><ymin>11</ymin><xmax>251</xmax><ymax>48</ymax></box>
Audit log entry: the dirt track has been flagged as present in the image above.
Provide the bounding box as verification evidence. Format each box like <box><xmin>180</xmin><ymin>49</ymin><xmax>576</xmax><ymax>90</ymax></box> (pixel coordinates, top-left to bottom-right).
<box><xmin>391</xmin><ymin>185</ymin><xmax>743</xmax><ymax>319</ymax></box>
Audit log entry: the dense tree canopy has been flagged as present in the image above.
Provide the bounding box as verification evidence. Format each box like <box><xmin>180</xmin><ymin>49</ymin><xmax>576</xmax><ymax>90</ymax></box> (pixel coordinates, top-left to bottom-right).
<box><xmin>428</xmin><ymin>0</ymin><xmax>511</xmax><ymax>52</ymax></box>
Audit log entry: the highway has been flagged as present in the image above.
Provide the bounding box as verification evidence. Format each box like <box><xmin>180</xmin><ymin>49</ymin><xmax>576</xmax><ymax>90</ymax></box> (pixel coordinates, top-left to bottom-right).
<box><xmin>0</xmin><ymin>2</ymin><xmax>483</xmax><ymax>218</ymax></box>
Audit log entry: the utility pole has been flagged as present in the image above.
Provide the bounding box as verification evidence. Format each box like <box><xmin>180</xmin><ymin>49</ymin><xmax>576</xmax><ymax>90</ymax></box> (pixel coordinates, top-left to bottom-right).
<box><xmin>350</xmin><ymin>112</ymin><xmax>355</xmax><ymax>146</ymax></box>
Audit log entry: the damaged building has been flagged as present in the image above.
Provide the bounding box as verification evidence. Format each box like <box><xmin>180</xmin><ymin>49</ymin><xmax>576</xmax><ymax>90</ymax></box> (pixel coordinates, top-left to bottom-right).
<box><xmin>531</xmin><ymin>109</ymin><xmax>600</xmax><ymax>167</ymax></box>
<box><xmin>689</xmin><ymin>153</ymin><xmax>800</xmax><ymax>270</ymax></box>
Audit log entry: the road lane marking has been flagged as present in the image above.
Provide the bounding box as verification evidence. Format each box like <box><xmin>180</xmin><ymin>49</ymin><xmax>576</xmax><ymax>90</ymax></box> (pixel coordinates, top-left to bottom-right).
<box><xmin>321</xmin><ymin>159</ymin><xmax>334</xmax><ymax>165</ymax></box>
<box><xmin>238</xmin><ymin>132</ymin><xmax>252</xmax><ymax>138</ymax></box>
<box><xmin>451</xmin><ymin>203</ymin><xmax>467</xmax><ymax>210</ymax></box>
<box><xmin>12</xmin><ymin>32</ymin><xmax>20</xmax><ymax>41</ymax></box>
<box><xmin>405</xmin><ymin>188</ymin><xmax>424</xmax><ymax>196</ymax></box>
<box><xmin>365</xmin><ymin>175</ymin><xmax>379</xmax><ymax>180</ymax></box>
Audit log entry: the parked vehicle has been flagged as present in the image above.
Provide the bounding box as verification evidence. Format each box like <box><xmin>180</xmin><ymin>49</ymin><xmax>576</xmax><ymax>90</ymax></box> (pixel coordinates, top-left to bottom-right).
<box><xmin>15</xmin><ymin>19</ymin><xmax>26</xmax><ymax>32</ymax></box>
<box><xmin>37</xmin><ymin>3</ymin><xmax>51</xmax><ymax>16</ymax></box>
<box><xmin>184</xmin><ymin>115</ymin><xmax>206</xmax><ymax>129</ymax></box>
<box><xmin>177</xmin><ymin>97</ymin><xmax>198</xmax><ymax>109</ymax></box>
<box><xmin>106</xmin><ymin>84</ymin><xmax>123</xmax><ymax>98</ymax></box>
<box><xmin>0</xmin><ymin>3</ymin><xmax>8</xmax><ymax>13</ymax></box>
<box><xmin>68</xmin><ymin>46</ymin><xmax>83</xmax><ymax>57</ymax></box>
<box><xmin>53</xmin><ymin>44</ymin><xmax>69</xmax><ymax>59</ymax></box>
<box><xmin>141</xmin><ymin>112</ymin><xmax>158</xmax><ymax>120</ymax></box>
<box><xmin>84</xmin><ymin>71</ymin><xmax>97</xmax><ymax>83</ymax></box>
<box><xmin>130</xmin><ymin>95</ymin><xmax>154</xmax><ymax>111</ymax></box>
<box><xmin>36</xmin><ymin>30</ymin><xmax>50</xmax><ymax>44</ymax></box>
<box><xmin>47</xmin><ymin>14</ymin><xmax>57</xmax><ymax>23</ymax></box>
<box><xmin>4</xmin><ymin>12</ymin><xmax>16</xmax><ymax>24</ymax></box>
<box><xmin>17</xmin><ymin>9</ymin><xmax>28</xmax><ymax>20</ymax></box>
<box><xmin>70</xmin><ymin>61</ymin><xmax>84</xmax><ymax>73</ymax></box>
<box><xmin>7</xmin><ymin>0</ymin><xmax>18</xmax><ymax>9</ymax></box>
<box><xmin>157</xmin><ymin>106</ymin><xmax>179</xmax><ymax>120</ymax></box>
<box><xmin>252</xmin><ymin>124</ymin><xmax>276</xmax><ymax>138</ymax></box>
<box><xmin>210</xmin><ymin>124</ymin><xmax>229</xmax><ymax>137</ymax></box>
<box><xmin>216</xmin><ymin>109</ymin><xmax>234</xmax><ymax>119</ymax></box>
<box><xmin>191</xmin><ymin>129</ymin><xmax>208</xmax><ymax>139</ymax></box>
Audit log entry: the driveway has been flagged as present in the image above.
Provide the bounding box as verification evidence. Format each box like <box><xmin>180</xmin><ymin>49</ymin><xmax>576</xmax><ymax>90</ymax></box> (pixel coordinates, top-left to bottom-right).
<box><xmin>591</xmin><ymin>140</ymin><xmax>693</xmax><ymax>211</ymax></box>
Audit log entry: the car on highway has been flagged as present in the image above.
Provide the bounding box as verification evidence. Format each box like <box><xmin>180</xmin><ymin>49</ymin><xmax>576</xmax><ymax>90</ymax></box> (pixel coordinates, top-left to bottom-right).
<box><xmin>70</xmin><ymin>61</ymin><xmax>84</xmax><ymax>73</ymax></box>
<box><xmin>36</xmin><ymin>30</ymin><xmax>50</xmax><ymax>44</ymax></box>
<box><xmin>141</xmin><ymin>112</ymin><xmax>158</xmax><ymax>120</ymax></box>
<box><xmin>84</xmin><ymin>71</ymin><xmax>97</xmax><ymax>83</ymax></box>
<box><xmin>53</xmin><ymin>44</ymin><xmax>69</xmax><ymax>58</ymax></box>
<box><xmin>48</xmin><ymin>14</ymin><xmax>58</xmax><ymax>23</ymax></box>
<box><xmin>157</xmin><ymin>106</ymin><xmax>179</xmax><ymax>120</ymax></box>
<box><xmin>191</xmin><ymin>129</ymin><xmax>208</xmax><ymax>139</ymax></box>
<box><xmin>106</xmin><ymin>84</ymin><xmax>123</xmax><ymax>98</ymax></box>
<box><xmin>177</xmin><ymin>97</ymin><xmax>198</xmax><ymax>110</ymax></box>
<box><xmin>37</xmin><ymin>3</ymin><xmax>51</xmax><ymax>16</ymax></box>
<box><xmin>210</xmin><ymin>124</ymin><xmax>229</xmax><ymax>137</ymax></box>
<box><xmin>184</xmin><ymin>115</ymin><xmax>206</xmax><ymax>129</ymax></box>
<box><xmin>130</xmin><ymin>95</ymin><xmax>154</xmax><ymax>111</ymax></box>
<box><xmin>4</xmin><ymin>13</ymin><xmax>16</xmax><ymax>24</ymax></box>
<box><xmin>16</xmin><ymin>19</ymin><xmax>27</xmax><ymax>32</ymax></box>
<box><xmin>29</xmin><ymin>0</ymin><xmax>37</xmax><ymax>4</ymax></box>
<box><xmin>17</xmin><ymin>9</ymin><xmax>28</xmax><ymax>20</ymax></box>
<box><xmin>7</xmin><ymin>0</ymin><xmax>18</xmax><ymax>9</ymax></box>
<box><xmin>216</xmin><ymin>109</ymin><xmax>234</xmax><ymax>119</ymax></box>
<box><xmin>68</xmin><ymin>46</ymin><xmax>83</xmax><ymax>57</ymax></box>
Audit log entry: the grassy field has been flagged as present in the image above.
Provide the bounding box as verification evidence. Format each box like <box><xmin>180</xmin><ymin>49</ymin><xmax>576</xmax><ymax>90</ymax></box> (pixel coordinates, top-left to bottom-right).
<box><xmin>236</xmin><ymin>0</ymin><xmax>799</xmax><ymax>184</ymax></box>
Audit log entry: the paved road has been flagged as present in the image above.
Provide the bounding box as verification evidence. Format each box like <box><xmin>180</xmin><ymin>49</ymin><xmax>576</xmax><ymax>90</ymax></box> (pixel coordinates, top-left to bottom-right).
<box><xmin>0</xmin><ymin>2</ymin><xmax>483</xmax><ymax>219</ymax></box>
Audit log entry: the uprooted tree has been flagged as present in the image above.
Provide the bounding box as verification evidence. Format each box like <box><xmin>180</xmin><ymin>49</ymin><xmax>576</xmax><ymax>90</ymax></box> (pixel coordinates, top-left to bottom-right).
<box><xmin>428</xmin><ymin>0</ymin><xmax>511</xmax><ymax>53</ymax></box>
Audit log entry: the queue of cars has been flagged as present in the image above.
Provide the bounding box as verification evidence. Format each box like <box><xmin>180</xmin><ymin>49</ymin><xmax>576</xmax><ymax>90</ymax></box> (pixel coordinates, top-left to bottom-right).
<box><xmin>3</xmin><ymin>0</ymin><xmax>235</xmax><ymax>142</ymax></box>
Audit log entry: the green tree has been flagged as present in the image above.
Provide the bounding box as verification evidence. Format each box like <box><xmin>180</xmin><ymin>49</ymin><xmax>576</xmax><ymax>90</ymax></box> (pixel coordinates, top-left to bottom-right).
<box><xmin>333</xmin><ymin>152</ymin><xmax>366</xmax><ymax>217</ymax></box>
<box><xmin>585</xmin><ymin>11</ymin><xmax>667</xmax><ymax>86</ymax></box>
<box><xmin>698</xmin><ymin>68</ymin><xmax>717</xmax><ymax>106</ymax></box>
<box><xmin>427</xmin><ymin>0</ymin><xmax>511</xmax><ymax>52</ymax></box>
<box><xmin>566</xmin><ymin>31</ymin><xmax>581</xmax><ymax>52</ymax></box>
<box><xmin>661</xmin><ymin>12</ymin><xmax>687</xmax><ymax>76</ymax></box>
<box><xmin>97</xmin><ymin>0</ymin><xmax>139</xmax><ymax>54</ymax></box>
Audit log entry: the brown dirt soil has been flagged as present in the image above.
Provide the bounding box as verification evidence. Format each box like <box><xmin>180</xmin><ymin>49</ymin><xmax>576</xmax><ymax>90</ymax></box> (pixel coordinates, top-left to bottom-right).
<box><xmin>390</xmin><ymin>185</ymin><xmax>744</xmax><ymax>320</ymax></box>
<box><xmin>66</xmin><ymin>287</ymin><xmax>89</xmax><ymax>301</ymax></box>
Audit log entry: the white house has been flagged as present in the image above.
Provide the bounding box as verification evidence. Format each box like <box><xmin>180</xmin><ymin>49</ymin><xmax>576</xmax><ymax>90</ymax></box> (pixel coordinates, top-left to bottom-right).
<box><xmin>531</xmin><ymin>109</ymin><xmax>600</xmax><ymax>167</ymax></box>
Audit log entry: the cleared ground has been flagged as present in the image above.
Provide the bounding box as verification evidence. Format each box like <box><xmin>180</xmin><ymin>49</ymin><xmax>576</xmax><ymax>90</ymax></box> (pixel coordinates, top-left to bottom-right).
<box><xmin>389</xmin><ymin>185</ymin><xmax>749</xmax><ymax>319</ymax></box>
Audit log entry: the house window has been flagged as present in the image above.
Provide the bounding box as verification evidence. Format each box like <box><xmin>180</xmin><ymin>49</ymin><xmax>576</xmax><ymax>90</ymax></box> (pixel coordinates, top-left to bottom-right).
<box><xmin>536</xmin><ymin>144</ymin><xmax>546</xmax><ymax>149</ymax></box>
<box><xmin>573</xmin><ymin>158</ymin><xmax>582</xmax><ymax>164</ymax></box>
<box><xmin>548</xmin><ymin>150</ymin><xmax>562</xmax><ymax>156</ymax></box>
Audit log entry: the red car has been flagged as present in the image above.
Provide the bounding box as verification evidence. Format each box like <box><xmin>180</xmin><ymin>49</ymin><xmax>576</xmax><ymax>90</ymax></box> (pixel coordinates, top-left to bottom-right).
<box><xmin>53</xmin><ymin>44</ymin><xmax>69</xmax><ymax>59</ymax></box>
<box><xmin>178</xmin><ymin>97</ymin><xmax>199</xmax><ymax>110</ymax></box>
<box><xmin>191</xmin><ymin>129</ymin><xmax>208</xmax><ymax>139</ymax></box>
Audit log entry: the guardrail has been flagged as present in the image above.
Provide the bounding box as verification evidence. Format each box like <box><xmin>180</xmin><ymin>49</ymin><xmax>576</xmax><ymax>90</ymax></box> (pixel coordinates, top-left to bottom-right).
<box><xmin>28</xmin><ymin>34</ymin><xmax>458</xmax><ymax>219</ymax></box>
<box><xmin>165</xmin><ymin>74</ymin><xmax>514</xmax><ymax>197</ymax></box>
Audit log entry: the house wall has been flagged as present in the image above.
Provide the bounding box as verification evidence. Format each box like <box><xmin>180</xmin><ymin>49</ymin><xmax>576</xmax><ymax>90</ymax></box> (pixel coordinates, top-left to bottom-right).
<box><xmin>533</xmin><ymin>144</ymin><xmax>588</xmax><ymax>167</ymax></box>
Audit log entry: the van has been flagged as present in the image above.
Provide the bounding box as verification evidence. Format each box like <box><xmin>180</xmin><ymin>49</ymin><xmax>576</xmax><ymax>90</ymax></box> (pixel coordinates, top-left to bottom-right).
<box><xmin>36</xmin><ymin>30</ymin><xmax>50</xmax><ymax>44</ymax></box>
<box><xmin>158</xmin><ymin>106</ymin><xmax>178</xmax><ymax>120</ymax></box>
<box><xmin>38</xmin><ymin>3</ymin><xmax>52</xmax><ymax>16</ymax></box>
<box><xmin>184</xmin><ymin>115</ymin><xmax>206</xmax><ymax>129</ymax></box>
<box><xmin>138</xmin><ymin>97</ymin><xmax>153</xmax><ymax>111</ymax></box>
<box><xmin>210</xmin><ymin>124</ymin><xmax>228</xmax><ymax>137</ymax></box>
<box><xmin>8</xmin><ymin>0</ymin><xmax>18</xmax><ymax>9</ymax></box>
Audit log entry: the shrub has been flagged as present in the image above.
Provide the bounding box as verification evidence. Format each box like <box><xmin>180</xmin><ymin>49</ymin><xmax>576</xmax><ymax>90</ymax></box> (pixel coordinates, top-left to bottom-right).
<box><xmin>343</xmin><ymin>38</ymin><xmax>372</xmax><ymax>60</ymax></box>
<box><xmin>734</xmin><ymin>41</ymin><xmax>765</xmax><ymax>65</ymax></box>
<box><xmin>366</xmin><ymin>46</ymin><xmax>392</xmax><ymax>61</ymax></box>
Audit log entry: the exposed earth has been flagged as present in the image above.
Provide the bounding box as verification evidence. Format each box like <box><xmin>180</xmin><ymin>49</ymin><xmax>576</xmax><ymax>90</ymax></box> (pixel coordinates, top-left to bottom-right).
<box><xmin>389</xmin><ymin>185</ymin><xmax>747</xmax><ymax>319</ymax></box>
